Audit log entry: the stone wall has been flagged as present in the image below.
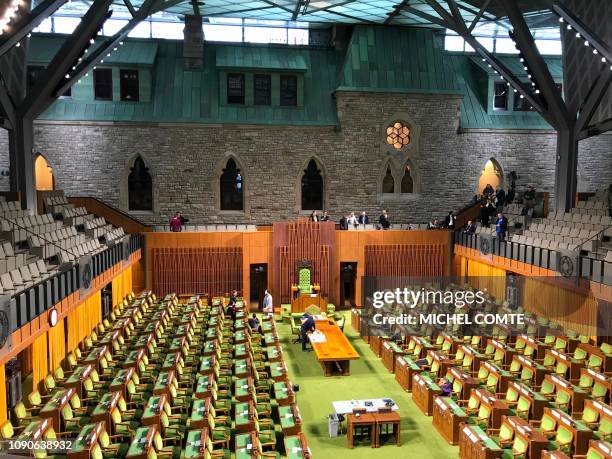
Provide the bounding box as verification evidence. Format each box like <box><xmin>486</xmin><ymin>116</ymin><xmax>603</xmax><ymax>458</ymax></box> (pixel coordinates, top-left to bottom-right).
<box><xmin>0</xmin><ymin>91</ymin><xmax>610</xmax><ymax>225</ymax></box>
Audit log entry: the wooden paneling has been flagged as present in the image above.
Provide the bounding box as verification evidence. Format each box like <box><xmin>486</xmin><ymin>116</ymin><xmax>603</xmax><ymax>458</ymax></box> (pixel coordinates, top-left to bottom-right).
<box><xmin>145</xmin><ymin>228</ymin><xmax>452</xmax><ymax>308</ymax></box>
<box><xmin>273</xmin><ymin>220</ymin><xmax>335</xmax><ymax>304</ymax></box>
<box><xmin>453</xmin><ymin>248</ymin><xmax>611</xmax><ymax>336</ymax></box>
<box><xmin>151</xmin><ymin>247</ymin><xmax>243</xmax><ymax>297</ymax></box>
<box><xmin>365</xmin><ymin>244</ymin><xmax>445</xmax><ymax>277</ymax></box>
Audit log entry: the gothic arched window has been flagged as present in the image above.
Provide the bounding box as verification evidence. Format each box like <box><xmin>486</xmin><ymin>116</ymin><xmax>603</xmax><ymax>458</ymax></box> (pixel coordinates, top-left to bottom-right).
<box><xmin>382</xmin><ymin>165</ymin><xmax>395</xmax><ymax>193</ymax></box>
<box><xmin>220</xmin><ymin>159</ymin><xmax>243</xmax><ymax>211</ymax></box>
<box><xmin>401</xmin><ymin>165</ymin><xmax>414</xmax><ymax>193</ymax></box>
<box><xmin>301</xmin><ymin>159</ymin><xmax>323</xmax><ymax>210</ymax></box>
<box><xmin>128</xmin><ymin>156</ymin><xmax>153</xmax><ymax>211</ymax></box>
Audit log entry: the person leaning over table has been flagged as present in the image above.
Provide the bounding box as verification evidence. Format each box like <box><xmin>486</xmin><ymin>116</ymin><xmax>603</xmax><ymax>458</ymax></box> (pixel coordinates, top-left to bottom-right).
<box><xmin>300</xmin><ymin>312</ymin><xmax>316</xmax><ymax>352</ymax></box>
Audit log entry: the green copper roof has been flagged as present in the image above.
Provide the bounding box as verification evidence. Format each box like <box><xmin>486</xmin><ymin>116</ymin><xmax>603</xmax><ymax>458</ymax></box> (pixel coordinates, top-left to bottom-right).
<box><xmin>216</xmin><ymin>46</ymin><xmax>308</xmax><ymax>71</ymax></box>
<box><xmin>31</xmin><ymin>26</ymin><xmax>562</xmax><ymax>130</ymax></box>
<box><xmin>338</xmin><ymin>26</ymin><xmax>461</xmax><ymax>94</ymax></box>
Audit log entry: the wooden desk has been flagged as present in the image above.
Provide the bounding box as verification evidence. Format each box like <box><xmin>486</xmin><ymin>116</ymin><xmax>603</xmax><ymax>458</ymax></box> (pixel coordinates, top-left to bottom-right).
<box><xmin>541</xmin><ymin>374</ymin><xmax>587</xmax><ymax>414</ymax></box>
<box><xmin>64</xmin><ymin>364</ymin><xmax>94</xmax><ymax>399</ymax></box>
<box><xmin>507</xmin><ymin>381</ymin><xmax>548</xmax><ymax>421</ymax></box>
<box><xmin>189</xmin><ymin>398</ymin><xmax>212</xmax><ymax>429</ymax></box>
<box><xmin>132</xmin><ymin>332</ymin><xmax>156</xmax><ymax>353</ymax></box>
<box><xmin>266</xmin><ymin>346</ymin><xmax>283</xmax><ymax>363</ymax></box>
<box><xmin>183</xmin><ymin>429</ymin><xmax>210</xmax><ymax>459</ymax></box>
<box><xmin>347</xmin><ymin>413</ymin><xmax>376</xmax><ymax>448</ymax></box>
<box><xmin>433</xmin><ymin>396</ymin><xmax>469</xmax><ymax>445</ymax></box>
<box><xmin>456</xmin><ymin>344</ymin><xmax>488</xmax><ymax>373</ymax></box>
<box><xmin>479</xmin><ymin>361</ymin><xmax>513</xmax><ymax>394</ymax></box>
<box><xmin>544</xmin><ymin>349</ymin><xmax>583</xmax><ymax>380</ymax></box>
<box><xmin>234</xmin><ymin>401</ymin><xmax>255</xmax><ymax>433</ymax></box>
<box><xmin>161</xmin><ymin>351</ymin><xmax>183</xmax><ymax>371</ymax></box>
<box><xmin>110</xmin><ymin>368</ymin><xmax>135</xmax><ymax>400</ymax></box>
<box><xmin>510</xmin><ymin>355</ymin><xmax>550</xmax><ymax>386</ymax></box>
<box><xmin>448</xmin><ymin>367</ymin><xmax>480</xmax><ymax>401</ymax></box>
<box><xmin>485</xmin><ymin>339</ymin><xmax>516</xmax><ymax>367</ymax></box>
<box><xmin>122</xmin><ymin>348</ymin><xmax>146</xmax><ymax>372</ymax></box>
<box><xmin>168</xmin><ymin>336</ymin><xmax>188</xmax><ymax>357</ymax></box>
<box><xmin>502</xmin><ymin>416</ymin><xmax>548</xmax><ymax>459</ymax></box>
<box><xmin>395</xmin><ymin>355</ymin><xmax>422</xmax><ymax>392</ymax></box>
<box><xmin>373</xmin><ymin>411</ymin><xmax>400</xmax><ymax>447</ymax></box>
<box><xmin>235</xmin><ymin>377</ymin><xmax>255</xmax><ymax>402</ymax></box>
<box><xmin>459</xmin><ymin>424</ymin><xmax>503</xmax><ymax>459</ymax></box>
<box><xmin>274</xmin><ymin>381</ymin><xmax>295</xmax><ymax>407</ymax></box>
<box><xmin>291</xmin><ymin>292</ymin><xmax>326</xmax><ymax>314</ymax></box>
<box><xmin>90</xmin><ymin>391</ymin><xmax>122</xmax><ymax>433</ymax></box>
<box><xmin>112</xmin><ymin>317</ymin><xmax>132</xmax><ymax>336</ymax></box>
<box><xmin>68</xmin><ymin>422</ymin><xmax>105</xmax><ymax>459</ymax></box>
<box><xmin>309</xmin><ymin>320</ymin><xmax>359</xmax><ymax>376</ymax></box>
<box><xmin>194</xmin><ymin>375</ymin><xmax>213</xmax><ymax>400</ymax></box>
<box><xmin>234</xmin><ymin>431</ymin><xmax>261</xmax><ymax>459</ymax></box>
<box><xmin>514</xmin><ymin>335</ymin><xmax>549</xmax><ymax>360</ymax></box>
<box><xmin>278</xmin><ymin>404</ymin><xmax>302</xmax><ymax>437</ymax></box>
<box><xmin>381</xmin><ymin>341</ymin><xmax>405</xmax><ymax>373</ymax></box>
<box><xmin>198</xmin><ymin>355</ymin><xmax>216</xmax><ymax>375</ymax></box>
<box><xmin>12</xmin><ymin>418</ymin><xmax>56</xmax><ymax>456</ymax></box>
<box><xmin>83</xmin><ymin>345</ymin><xmax>110</xmax><ymax>372</ymax></box>
<box><xmin>153</xmin><ymin>370</ymin><xmax>175</xmax><ymax>397</ymax></box>
<box><xmin>412</xmin><ymin>373</ymin><xmax>441</xmax><ymax>416</ymax></box>
<box><xmin>284</xmin><ymin>433</ymin><xmax>311</xmax><ymax>459</ymax></box>
<box><xmin>126</xmin><ymin>426</ymin><xmax>156</xmax><ymax>459</ymax></box>
<box><xmin>99</xmin><ymin>329</ymin><xmax>121</xmax><ymax>347</ymax></box>
<box><xmin>575</xmin><ymin>343</ymin><xmax>611</xmax><ymax>374</ymax></box>
<box><xmin>233</xmin><ymin>359</ymin><xmax>251</xmax><ymax>378</ymax></box>
<box><xmin>270</xmin><ymin>361</ymin><xmax>288</xmax><ymax>382</ymax></box>
<box><xmin>141</xmin><ymin>394</ymin><xmax>167</xmax><ymax>429</ymax></box>
<box><xmin>39</xmin><ymin>388</ymin><xmax>75</xmax><ymax>431</ymax></box>
<box><xmin>544</xmin><ymin>407</ymin><xmax>593</xmax><ymax>456</ymax></box>
<box><xmin>369</xmin><ymin>335</ymin><xmax>385</xmax><ymax>357</ymax></box>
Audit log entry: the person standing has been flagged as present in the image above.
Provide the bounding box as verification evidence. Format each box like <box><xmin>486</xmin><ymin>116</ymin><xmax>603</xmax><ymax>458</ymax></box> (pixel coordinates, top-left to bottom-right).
<box><xmin>320</xmin><ymin>211</ymin><xmax>330</xmax><ymax>221</ymax></box>
<box><xmin>495</xmin><ymin>212</ymin><xmax>508</xmax><ymax>241</ymax></box>
<box><xmin>379</xmin><ymin>209</ymin><xmax>390</xmax><ymax>230</ymax></box>
<box><xmin>300</xmin><ymin>312</ymin><xmax>316</xmax><ymax>351</ymax></box>
<box><xmin>169</xmin><ymin>212</ymin><xmax>183</xmax><ymax>232</ymax></box>
<box><xmin>347</xmin><ymin>212</ymin><xmax>358</xmax><ymax>227</ymax></box>
<box><xmin>495</xmin><ymin>187</ymin><xmax>506</xmax><ymax>211</ymax></box>
<box><xmin>262</xmin><ymin>289</ymin><xmax>273</xmax><ymax>315</ymax></box>
<box><xmin>310</xmin><ymin>210</ymin><xmax>319</xmax><ymax>222</ymax></box>
<box><xmin>339</xmin><ymin>214</ymin><xmax>348</xmax><ymax>230</ymax></box>
<box><xmin>463</xmin><ymin>220</ymin><xmax>476</xmax><ymax>234</ymax></box>
<box><xmin>358</xmin><ymin>211</ymin><xmax>369</xmax><ymax>225</ymax></box>
<box><xmin>443</xmin><ymin>211</ymin><xmax>456</xmax><ymax>229</ymax></box>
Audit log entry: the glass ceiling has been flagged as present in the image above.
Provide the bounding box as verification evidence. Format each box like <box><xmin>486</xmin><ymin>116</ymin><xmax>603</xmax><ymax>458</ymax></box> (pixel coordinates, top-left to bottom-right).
<box><xmin>35</xmin><ymin>0</ymin><xmax>561</xmax><ymax>42</ymax></box>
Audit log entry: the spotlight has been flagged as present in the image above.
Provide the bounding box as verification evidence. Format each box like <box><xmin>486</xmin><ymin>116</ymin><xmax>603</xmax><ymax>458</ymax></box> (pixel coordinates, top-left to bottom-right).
<box><xmin>584</xmin><ymin>41</ymin><xmax>589</xmax><ymax>46</ymax></box>
<box><xmin>566</xmin><ymin>24</ymin><xmax>571</xmax><ymax>30</ymax></box>
<box><xmin>558</xmin><ymin>17</ymin><xmax>564</xmax><ymax>23</ymax></box>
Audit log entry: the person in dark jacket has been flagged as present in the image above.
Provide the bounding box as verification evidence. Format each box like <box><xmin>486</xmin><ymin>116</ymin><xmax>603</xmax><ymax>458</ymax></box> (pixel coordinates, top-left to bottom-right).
<box><xmin>358</xmin><ymin>211</ymin><xmax>369</xmax><ymax>225</ymax></box>
<box><xmin>378</xmin><ymin>210</ymin><xmax>391</xmax><ymax>230</ymax></box>
<box><xmin>495</xmin><ymin>188</ymin><xmax>506</xmax><ymax>210</ymax></box>
<box><xmin>443</xmin><ymin>211</ymin><xmax>456</xmax><ymax>229</ymax></box>
<box><xmin>463</xmin><ymin>220</ymin><xmax>476</xmax><ymax>234</ymax></box>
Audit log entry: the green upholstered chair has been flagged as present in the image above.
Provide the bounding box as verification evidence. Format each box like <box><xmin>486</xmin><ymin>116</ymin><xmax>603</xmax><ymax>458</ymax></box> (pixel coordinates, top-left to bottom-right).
<box><xmin>298</xmin><ymin>268</ymin><xmax>313</xmax><ymax>294</ymax></box>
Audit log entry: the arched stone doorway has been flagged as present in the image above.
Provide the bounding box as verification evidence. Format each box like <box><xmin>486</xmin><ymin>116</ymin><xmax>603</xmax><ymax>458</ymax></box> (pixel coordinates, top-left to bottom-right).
<box><xmin>34</xmin><ymin>154</ymin><xmax>55</xmax><ymax>191</ymax></box>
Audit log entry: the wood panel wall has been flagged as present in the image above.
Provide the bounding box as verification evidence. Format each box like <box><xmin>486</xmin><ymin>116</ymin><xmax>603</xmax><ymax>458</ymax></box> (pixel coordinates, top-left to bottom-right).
<box><xmin>145</xmin><ymin>228</ymin><xmax>452</xmax><ymax>308</ymax></box>
<box><xmin>453</xmin><ymin>247</ymin><xmax>611</xmax><ymax>336</ymax></box>
<box><xmin>151</xmin><ymin>247</ymin><xmax>243</xmax><ymax>296</ymax></box>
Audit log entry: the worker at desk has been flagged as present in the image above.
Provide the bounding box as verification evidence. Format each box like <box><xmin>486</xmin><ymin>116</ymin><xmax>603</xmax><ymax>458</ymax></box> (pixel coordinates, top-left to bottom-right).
<box><xmin>300</xmin><ymin>313</ymin><xmax>316</xmax><ymax>352</ymax></box>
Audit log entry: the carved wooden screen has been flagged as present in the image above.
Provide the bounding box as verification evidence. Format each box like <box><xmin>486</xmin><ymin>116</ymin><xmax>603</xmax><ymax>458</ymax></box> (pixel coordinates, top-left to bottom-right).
<box><xmin>273</xmin><ymin>220</ymin><xmax>335</xmax><ymax>304</ymax></box>
<box><xmin>364</xmin><ymin>244</ymin><xmax>445</xmax><ymax>277</ymax></box>
<box><xmin>152</xmin><ymin>247</ymin><xmax>242</xmax><ymax>296</ymax></box>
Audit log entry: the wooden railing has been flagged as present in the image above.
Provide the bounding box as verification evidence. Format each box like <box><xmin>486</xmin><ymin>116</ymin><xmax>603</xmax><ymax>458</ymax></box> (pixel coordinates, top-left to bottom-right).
<box><xmin>66</xmin><ymin>196</ymin><xmax>151</xmax><ymax>234</ymax></box>
<box><xmin>454</xmin><ymin>198</ymin><xmax>484</xmax><ymax>229</ymax></box>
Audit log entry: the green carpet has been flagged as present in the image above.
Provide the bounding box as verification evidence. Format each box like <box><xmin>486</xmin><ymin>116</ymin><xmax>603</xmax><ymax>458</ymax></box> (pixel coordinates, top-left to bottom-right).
<box><xmin>276</xmin><ymin>313</ymin><xmax>459</xmax><ymax>458</ymax></box>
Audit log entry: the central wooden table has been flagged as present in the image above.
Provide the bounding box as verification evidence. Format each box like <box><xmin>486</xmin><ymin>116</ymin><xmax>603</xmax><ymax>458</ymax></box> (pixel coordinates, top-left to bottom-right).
<box><xmin>308</xmin><ymin>319</ymin><xmax>359</xmax><ymax>376</ymax></box>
